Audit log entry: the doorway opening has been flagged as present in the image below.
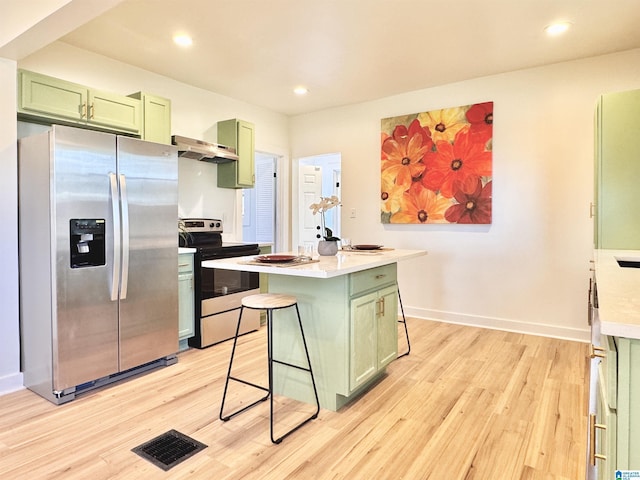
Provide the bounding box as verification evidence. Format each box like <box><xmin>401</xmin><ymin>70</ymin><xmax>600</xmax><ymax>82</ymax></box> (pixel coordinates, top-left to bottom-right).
<box><xmin>298</xmin><ymin>153</ymin><xmax>342</xmax><ymax>250</ymax></box>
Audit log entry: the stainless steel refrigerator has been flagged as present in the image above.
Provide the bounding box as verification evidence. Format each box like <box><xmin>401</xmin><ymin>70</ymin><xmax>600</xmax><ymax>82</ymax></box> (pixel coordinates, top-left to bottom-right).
<box><xmin>18</xmin><ymin>125</ymin><xmax>179</xmax><ymax>404</ymax></box>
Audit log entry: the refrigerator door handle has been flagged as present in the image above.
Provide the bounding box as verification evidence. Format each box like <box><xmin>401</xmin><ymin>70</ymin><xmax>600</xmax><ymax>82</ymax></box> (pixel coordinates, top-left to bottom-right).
<box><xmin>109</xmin><ymin>172</ymin><xmax>121</xmax><ymax>302</ymax></box>
<box><xmin>119</xmin><ymin>174</ymin><xmax>130</xmax><ymax>299</ymax></box>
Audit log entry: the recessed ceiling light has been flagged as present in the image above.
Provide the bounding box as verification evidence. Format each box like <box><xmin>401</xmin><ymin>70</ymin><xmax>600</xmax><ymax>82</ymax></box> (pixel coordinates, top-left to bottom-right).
<box><xmin>173</xmin><ymin>34</ymin><xmax>193</xmax><ymax>47</ymax></box>
<box><xmin>545</xmin><ymin>22</ymin><xmax>571</xmax><ymax>36</ymax></box>
<box><xmin>294</xmin><ymin>86</ymin><xmax>309</xmax><ymax>95</ymax></box>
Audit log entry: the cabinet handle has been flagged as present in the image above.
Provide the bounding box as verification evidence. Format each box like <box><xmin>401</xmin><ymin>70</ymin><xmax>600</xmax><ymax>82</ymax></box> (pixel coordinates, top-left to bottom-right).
<box><xmin>590</xmin><ymin>202</ymin><xmax>596</xmax><ymax>218</ymax></box>
<box><xmin>589</xmin><ymin>414</ymin><xmax>607</xmax><ymax>465</ymax></box>
<box><xmin>375</xmin><ymin>274</ymin><xmax>386</xmax><ymax>279</ymax></box>
<box><xmin>89</xmin><ymin>103</ymin><xmax>95</xmax><ymax>119</ymax></box>
<box><xmin>81</xmin><ymin>103</ymin><xmax>87</xmax><ymax>118</ymax></box>
<box><xmin>590</xmin><ymin>345</ymin><xmax>606</xmax><ymax>359</ymax></box>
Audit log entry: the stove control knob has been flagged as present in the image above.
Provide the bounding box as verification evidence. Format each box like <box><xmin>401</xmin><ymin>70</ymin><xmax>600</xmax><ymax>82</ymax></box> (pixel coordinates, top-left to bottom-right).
<box><xmin>215</xmin><ymin>222</ymin><xmax>221</xmax><ymax>228</ymax></box>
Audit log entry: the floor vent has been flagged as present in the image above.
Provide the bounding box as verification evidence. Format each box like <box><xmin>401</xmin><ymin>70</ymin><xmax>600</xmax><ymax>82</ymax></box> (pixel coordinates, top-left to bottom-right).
<box><xmin>132</xmin><ymin>429</ymin><xmax>207</xmax><ymax>471</ymax></box>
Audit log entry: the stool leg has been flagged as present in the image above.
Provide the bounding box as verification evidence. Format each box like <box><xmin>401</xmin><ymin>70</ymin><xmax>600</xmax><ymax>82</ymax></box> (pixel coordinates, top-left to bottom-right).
<box><xmin>269</xmin><ymin>303</ymin><xmax>320</xmax><ymax>444</ymax></box>
<box><xmin>219</xmin><ymin>306</ymin><xmax>270</xmax><ymax>422</ymax></box>
<box><xmin>397</xmin><ymin>287</ymin><xmax>411</xmax><ymax>358</ymax></box>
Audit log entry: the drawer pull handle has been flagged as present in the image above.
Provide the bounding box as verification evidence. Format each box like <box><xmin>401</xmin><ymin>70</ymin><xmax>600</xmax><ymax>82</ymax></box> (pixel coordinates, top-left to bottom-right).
<box><xmin>589</xmin><ymin>414</ymin><xmax>607</xmax><ymax>465</ymax></box>
<box><xmin>590</xmin><ymin>345</ymin><xmax>605</xmax><ymax>359</ymax></box>
<box><xmin>375</xmin><ymin>274</ymin><xmax>386</xmax><ymax>279</ymax></box>
<box><xmin>179</xmin><ymin>263</ymin><xmax>191</xmax><ymax>267</ymax></box>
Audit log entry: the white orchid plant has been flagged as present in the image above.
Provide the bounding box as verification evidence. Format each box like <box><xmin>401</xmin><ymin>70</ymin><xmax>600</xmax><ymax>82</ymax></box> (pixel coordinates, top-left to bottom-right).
<box><xmin>309</xmin><ymin>195</ymin><xmax>341</xmax><ymax>241</ymax></box>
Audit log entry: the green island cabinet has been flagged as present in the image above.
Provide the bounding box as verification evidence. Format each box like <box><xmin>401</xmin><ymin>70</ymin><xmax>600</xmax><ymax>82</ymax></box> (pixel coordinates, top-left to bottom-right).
<box><xmin>595</xmin><ymin>88</ymin><xmax>640</xmax><ymax>249</ymax></box>
<box><xmin>594</xmin><ymin>335</ymin><xmax>640</xmax><ymax>479</ymax></box>
<box><xmin>178</xmin><ymin>252</ymin><xmax>195</xmax><ymax>351</ymax></box>
<box><xmin>217</xmin><ymin>119</ymin><xmax>255</xmax><ymax>188</ymax></box>
<box><xmin>268</xmin><ymin>263</ymin><xmax>398</xmax><ymax>411</ymax></box>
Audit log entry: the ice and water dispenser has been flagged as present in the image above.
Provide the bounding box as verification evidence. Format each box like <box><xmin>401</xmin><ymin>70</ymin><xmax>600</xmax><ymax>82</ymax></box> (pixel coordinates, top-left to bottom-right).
<box><xmin>69</xmin><ymin>219</ymin><xmax>106</xmax><ymax>268</ymax></box>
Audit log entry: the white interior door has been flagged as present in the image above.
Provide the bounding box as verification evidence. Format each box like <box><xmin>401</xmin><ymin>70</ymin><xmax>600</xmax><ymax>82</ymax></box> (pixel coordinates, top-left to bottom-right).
<box><xmin>299</xmin><ymin>164</ymin><xmax>322</xmax><ymax>247</ymax></box>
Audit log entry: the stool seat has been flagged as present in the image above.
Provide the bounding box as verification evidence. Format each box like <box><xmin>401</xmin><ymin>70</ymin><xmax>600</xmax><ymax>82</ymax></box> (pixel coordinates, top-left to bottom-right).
<box><xmin>242</xmin><ymin>293</ymin><xmax>297</xmax><ymax>310</ymax></box>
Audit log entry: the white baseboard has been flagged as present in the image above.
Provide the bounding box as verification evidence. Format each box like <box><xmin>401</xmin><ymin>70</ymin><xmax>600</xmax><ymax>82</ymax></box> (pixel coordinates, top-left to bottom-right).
<box><xmin>402</xmin><ymin>306</ymin><xmax>591</xmax><ymax>343</ymax></box>
<box><xmin>0</xmin><ymin>372</ymin><xmax>24</xmax><ymax>397</ymax></box>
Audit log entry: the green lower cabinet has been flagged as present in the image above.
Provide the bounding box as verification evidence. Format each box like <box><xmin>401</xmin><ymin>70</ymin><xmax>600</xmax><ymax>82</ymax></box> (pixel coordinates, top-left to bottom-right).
<box><xmin>595</xmin><ymin>336</ymin><xmax>640</xmax><ymax>479</ymax></box>
<box><xmin>268</xmin><ymin>264</ymin><xmax>398</xmax><ymax>411</ymax></box>
<box><xmin>178</xmin><ymin>253</ymin><xmax>195</xmax><ymax>351</ymax></box>
<box><xmin>349</xmin><ymin>284</ymin><xmax>398</xmax><ymax>391</ymax></box>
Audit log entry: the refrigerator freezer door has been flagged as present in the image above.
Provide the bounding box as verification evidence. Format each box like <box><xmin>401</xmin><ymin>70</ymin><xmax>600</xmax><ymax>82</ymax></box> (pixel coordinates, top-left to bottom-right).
<box><xmin>53</xmin><ymin>126</ymin><xmax>120</xmax><ymax>391</ymax></box>
<box><xmin>116</xmin><ymin>136</ymin><xmax>179</xmax><ymax>371</ymax></box>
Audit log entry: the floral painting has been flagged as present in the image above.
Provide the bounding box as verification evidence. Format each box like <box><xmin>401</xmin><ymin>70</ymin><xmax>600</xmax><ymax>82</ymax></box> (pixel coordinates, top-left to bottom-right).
<box><xmin>381</xmin><ymin>102</ymin><xmax>493</xmax><ymax>224</ymax></box>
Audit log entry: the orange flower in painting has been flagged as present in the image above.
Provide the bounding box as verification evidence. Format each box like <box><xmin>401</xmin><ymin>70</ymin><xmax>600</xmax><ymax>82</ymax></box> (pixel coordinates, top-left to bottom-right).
<box><xmin>381</xmin><ymin>173</ymin><xmax>406</xmax><ymax>214</ymax></box>
<box><xmin>381</xmin><ymin>119</ymin><xmax>432</xmax><ymax>189</ymax></box>
<box><xmin>422</xmin><ymin>128</ymin><xmax>492</xmax><ymax>198</ymax></box>
<box><xmin>390</xmin><ymin>186</ymin><xmax>450</xmax><ymax>224</ymax></box>
<box><xmin>417</xmin><ymin>106</ymin><xmax>467</xmax><ymax>144</ymax></box>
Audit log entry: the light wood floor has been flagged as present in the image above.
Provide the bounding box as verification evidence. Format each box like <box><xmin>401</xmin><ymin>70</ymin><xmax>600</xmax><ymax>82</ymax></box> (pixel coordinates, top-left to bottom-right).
<box><xmin>0</xmin><ymin>318</ymin><xmax>589</xmax><ymax>479</ymax></box>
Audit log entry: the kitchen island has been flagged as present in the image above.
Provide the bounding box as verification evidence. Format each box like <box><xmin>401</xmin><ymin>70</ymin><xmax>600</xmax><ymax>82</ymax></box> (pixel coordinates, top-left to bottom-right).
<box><xmin>203</xmin><ymin>249</ymin><xmax>426</xmax><ymax>411</ymax></box>
<box><xmin>592</xmin><ymin>249</ymin><xmax>640</xmax><ymax>478</ymax></box>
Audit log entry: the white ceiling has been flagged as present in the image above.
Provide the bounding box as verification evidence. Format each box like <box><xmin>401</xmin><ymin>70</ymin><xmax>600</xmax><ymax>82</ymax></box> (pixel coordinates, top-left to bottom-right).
<box><xmin>24</xmin><ymin>1</ymin><xmax>640</xmax><ymax>115</ymax></box>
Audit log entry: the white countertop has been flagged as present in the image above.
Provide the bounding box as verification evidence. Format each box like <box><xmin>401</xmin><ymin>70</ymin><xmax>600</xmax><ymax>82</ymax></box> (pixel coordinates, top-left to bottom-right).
<box><xmin>202</xmin><ymin>249</ymin><xmax>427</xmax><ymax>279</ymax></box>
<box><xmin>178</xmin><ymin>247</ymin><xmax>196</xmax><ymax>254</ymax></box>
<box><xmin>595</xmin><ymin>249</ymin><xmax>640</xmax><ymax>339</ymax></box>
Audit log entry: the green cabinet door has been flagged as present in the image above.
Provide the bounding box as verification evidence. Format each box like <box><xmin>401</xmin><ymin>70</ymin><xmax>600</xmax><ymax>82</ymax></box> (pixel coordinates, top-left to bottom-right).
<box><xmin>596</xmin><ymin>89</ymin><xmax>640</xmax><ymax>249</ymax></box>
<box><xmin>89</xmin><ymin>89</ymin><xmax>140</xmax><ymax>133</ymax></box>
<box><xmin>217</xmin><ymin>118</ymin><xmax>255</xmax><ymax>188</ymax></box>
<box><xmin>129</xmin><ymin>92</ymin><xmax>171</xmax><ymax>144</ymax></box>
<box><xmin>350</xmin><ymin>291</ymin><xmax>378</xmax><ymax>391</ymax></box>
<box><xmin>377</xmin><ymin>285</ymin><xmax>399</xmax><ymax>369</ymax></box>
<box><xmin>349</xmin><ymin>284</ymin><xmax>398</xmax><ymax>391</ymax></box>
<box><xmin>19</xmin><ymin>69</ymin><xmax>87</xmax><ymax>121</ymax></box>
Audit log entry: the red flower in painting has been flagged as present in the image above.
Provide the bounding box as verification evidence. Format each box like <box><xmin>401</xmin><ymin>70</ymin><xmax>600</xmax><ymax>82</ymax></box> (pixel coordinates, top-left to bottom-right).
<box><xmin>381</xmin><ymin>119</ymin><xmax>433</xmax><ymax>189</ymax></box>
<box><xmin>422</xmin><ymin>127</ymin><xmax>492</xmax><ymax>198</ymax></box>
<box><xmin>445</xmin><ymin>178</ymin><xmax>492</xmax><ymax>224</ymax></box>
<box><xmin>466</xmin><ymin>102</ymin><xmax>493</xmax><ymax>144</ymax></box>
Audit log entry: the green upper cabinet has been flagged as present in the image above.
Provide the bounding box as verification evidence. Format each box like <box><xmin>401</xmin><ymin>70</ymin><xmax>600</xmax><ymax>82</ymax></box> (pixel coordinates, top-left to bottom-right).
<box><xmin>217</xmin><ymin>118</ymin><xmax>255</xmax><ymax>188</ymax></box>
<box><xmin>128</xmin><ymin>92</ymin><xmax>172</xmax><ymax>144</ymax></box>
<box><xmin>87</xmin><ymin>88</ymin><xmax>140</xmax><ymax>133</ymax></box>
<box><xmin>18</xmin><ymin>70</ymin><xmax>140</xmax><ymax>134</ymax></box>
<box><xmin>595</xmin><ymin>88</ymin><xmax>640</xmax><ymax>249</ymax></box>
<box><xmin>18</xmin><ymin>70</ymin><xmax>87</xmax><ymax>122</ymax></box>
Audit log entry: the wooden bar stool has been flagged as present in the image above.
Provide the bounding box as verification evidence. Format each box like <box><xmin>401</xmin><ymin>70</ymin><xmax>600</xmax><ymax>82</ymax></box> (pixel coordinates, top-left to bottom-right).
<box><xmin>219</xmin><ymin>293</ymin><xmax>320</xmax><ymax>444</ymax></box>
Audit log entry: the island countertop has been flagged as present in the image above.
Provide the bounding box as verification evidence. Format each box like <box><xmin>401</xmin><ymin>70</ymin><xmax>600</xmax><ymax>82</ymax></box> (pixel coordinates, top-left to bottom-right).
<box><xmin>595</xmin><ymin>248</ymin><xmax>640</xmax><ymax>339</ymax></box>
<box><xmin>202</xmin><ymin>249</ymin><xmax>427</xmax><ymax>279</ymax></box>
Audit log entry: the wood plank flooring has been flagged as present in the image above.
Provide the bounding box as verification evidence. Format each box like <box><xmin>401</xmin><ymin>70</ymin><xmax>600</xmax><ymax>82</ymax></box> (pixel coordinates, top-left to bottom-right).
<box><xmin>0</xmin><ymin>318</ymin><xmax>589</xmax><ymax>479</ymax></box>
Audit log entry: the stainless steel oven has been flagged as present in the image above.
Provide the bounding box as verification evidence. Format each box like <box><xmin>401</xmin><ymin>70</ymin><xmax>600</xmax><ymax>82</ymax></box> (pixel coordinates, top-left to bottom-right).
<box><xmin>179</xmin><ymin>218</ymin><xmax>261</xmax><ymax>348</ymax></box>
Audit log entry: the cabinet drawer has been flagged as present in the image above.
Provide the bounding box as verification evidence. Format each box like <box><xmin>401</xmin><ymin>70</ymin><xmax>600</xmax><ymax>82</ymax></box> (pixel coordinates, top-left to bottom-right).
<box><xmin>602</xmin><ymin>334</ymin><xmax>617</xmax><ymax>410</ymax></box>
<box><xmin>350</xmin><ymin>263</ymin><xmax>396</xmax><ymax>297</ymax></box>
<box><xmin>178</xmin><ymin>253</ymin><xmax>193</xmax><ymax>273</ymax></box>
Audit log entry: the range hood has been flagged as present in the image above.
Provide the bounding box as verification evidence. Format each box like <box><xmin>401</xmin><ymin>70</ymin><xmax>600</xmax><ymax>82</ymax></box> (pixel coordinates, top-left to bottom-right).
<box><xmin>171</xmin><ymin>135</ymin><xmax>239</xmax><ymax>163</ymax></box>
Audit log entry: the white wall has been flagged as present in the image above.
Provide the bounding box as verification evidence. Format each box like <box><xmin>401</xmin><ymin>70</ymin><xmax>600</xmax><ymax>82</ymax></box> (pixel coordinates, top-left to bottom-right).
<box><xmin>18</xmin><ymin>41</ymin><xmax>291</xmax><ymax>242</ymax></box>
<box><xmin>290</xmin><ymin>49</ymin><xmax>640</xmax><ymax>341</ymax></box>
<box><xmin>0</xmin><ymin>57</ymin><xmax>22</xmax><ymax>394</ymax></box>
